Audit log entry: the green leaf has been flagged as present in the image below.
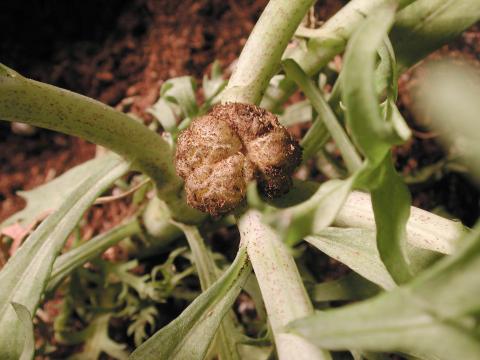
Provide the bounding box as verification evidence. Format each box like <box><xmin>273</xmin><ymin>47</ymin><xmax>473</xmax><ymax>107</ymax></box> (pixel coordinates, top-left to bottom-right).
<box><xmin>147</xmin><ymin>98</ymin><xmax>179</xmax><ymax>134</ymax></box>
<box><xmin>310</xmin><ymin>273</ymin><xmax>381</xmax><ymax>303</ymax></box>
<box><xmin>392</xmin><ymin>0</ymin><xmax>480</xmax><ymax>71</ymax></box>
<box><xmin>342</xmin><ymin>3</ymin><xmax>413</xmax><ymax>283</ymax></box>
<box><xmin>202</xmin><ymin>60</ymin><xmax>227</xmax><ymax>102</ymax></box>
<box><xmin>289</xmin><ymin>226</ymin><xmax>480</xmax><ymax>360</ymax></box>
<box><xmin>130</xmin><ymin>246</ymin><xmax>251</xmax><ymax>360</ymax></box>
<box><xmin>46</xmin><ymin>218</ymin><xmax>141</xmax><ymax>293</ymax></box>
<box><xmin>70</xmin><ymin>313</ymin><xmax>128</xmax><ymax>360</ymax></box>
<box><xmin>335</xmin><ymin>191</ymin><xmax>466</xmax><ymax>255</ymax></box>
<box><xmin>307</xmin><ymin>227</ymin><xmax>440</xmax><ymax>291</ymax></box>
<box><xmin>370</xmin><ymin>155</ymin><xmax>412</xmax><ymax>283</ymax></box>
<box><xmin>11</xmin><ymin>303</ymin><xmax>34</xmax><ymax>360</ymax></box>
<box><xmin>275</xmin><ymin>177</ymin><xmax>357</xmax><ymax>246</ymax></box>
<box><xmin>127</xmin><ymin>306</ymin><xmax>158</xmax><ymax>347</ymax></box>
<box><xmin>342</xmin><ymin>4</ymin><xmax>397</xmax><ymax>163</ymax></box>
<box><xmin>278</xmin><ymin>100</ymin><xmax>313</xmax><ymax>127</ymax></box>
<box><xmin>283</xmin><ymin>59</ymin><xmax>362</xmax><ymax>171</ymax></box>
<box><xmin>306</xmin><ymin>228</ymin><xmax>396</xmax><ymax>290</ymax></box>
<box><xmin>0</xmin><ymin>155</ymin><xmax>118</xmax><ymax>230</ymax></box>
<box><xmin>0</xmin><ymin>155</ymin><xmax>129</xmax><ymax>360</ymax></box>
<box><xmin>172</xmin><ymin>222</ymin><xmax>242</xmax><ymax>360</ymax></box>
<box><xmin>161</xmin><ymin>76</ymin><xmax>198</xmax><ymax>119</ymax></box>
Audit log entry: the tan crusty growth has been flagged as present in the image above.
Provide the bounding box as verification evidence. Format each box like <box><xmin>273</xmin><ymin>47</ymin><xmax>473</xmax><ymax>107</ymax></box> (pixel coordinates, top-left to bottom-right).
<box><xmin>175</xmin><ymin>102</ymin><xmax>302</xmax><ymax>216</ymax></box>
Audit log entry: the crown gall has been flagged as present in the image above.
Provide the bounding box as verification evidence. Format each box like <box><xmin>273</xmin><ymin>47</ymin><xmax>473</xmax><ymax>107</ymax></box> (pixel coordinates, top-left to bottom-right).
<box><xmin>175</xmin><ymin>103</ymin><xmax>302</xmax><ymax>216</ymax></box>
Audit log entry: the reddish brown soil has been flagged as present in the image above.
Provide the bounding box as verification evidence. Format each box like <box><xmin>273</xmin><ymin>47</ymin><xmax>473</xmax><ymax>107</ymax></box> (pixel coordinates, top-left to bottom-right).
<box><xmin>0</xmin><ymin>0</ymin><xmax>268</xmax><ymax>223</ymax></box>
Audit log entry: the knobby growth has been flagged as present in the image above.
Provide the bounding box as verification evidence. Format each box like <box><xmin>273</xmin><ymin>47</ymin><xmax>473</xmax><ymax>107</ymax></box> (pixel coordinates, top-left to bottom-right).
<box><xmin>175</xmin><ymin>102</ymin><xmax>301</xmax><ymax>215</ymax></box>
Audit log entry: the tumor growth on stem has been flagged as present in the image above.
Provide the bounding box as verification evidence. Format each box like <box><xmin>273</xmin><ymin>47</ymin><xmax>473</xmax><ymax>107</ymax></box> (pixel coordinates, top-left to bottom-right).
<box><xmin>175</xmin><ymin>102</ymin><xmax>302</xmax><ymax>216</ymax></box>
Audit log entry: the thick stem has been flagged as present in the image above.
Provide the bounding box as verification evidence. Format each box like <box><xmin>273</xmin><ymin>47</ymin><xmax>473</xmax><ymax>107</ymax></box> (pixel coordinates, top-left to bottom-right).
<box><xmin>220</xmin><ymin>0</ymin><xmax>315</xmax><ymax>104</ymax></box>
<box><xmin>239</xmin><ymin>210</ymin><xmax>330</xmax><ymax>360</ymax></box>
<box><xmin>260</xmin><ymin>0</ymin><xmax>416</xmax><ymax>112</ymax></box>
<box><xmin>0</xmin><ymin>64</ymin><xmax>201</xmax><ymax>223</ymax></box>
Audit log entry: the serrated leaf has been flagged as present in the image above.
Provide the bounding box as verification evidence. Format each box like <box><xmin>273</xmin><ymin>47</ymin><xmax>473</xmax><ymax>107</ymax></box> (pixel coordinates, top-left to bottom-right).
<box><xmin>289</xmin><ymin>226</ymin><xmax>480</xmax><ymax>360</ymax></box>
<box><xmin>0</xmin><ymin>155</ymin><xmax>118</xmax><ymax>230</ymax></box>
<box><xmin>127</xmin><ymin>306</ymin><xmax>158</xmax><ymax>347</ymax></box>
<box><xmin>0</xmin><ymin>155</ymin><xmax>129</xmax><ymax>360</ymax></box>
<box><xmin>70</xmin><ymin>313</ymin><xmax>128</xmax><ymax>360</ymax></box>
<box><xmin>130</xmin><ymin>246</ymin><xmax>251</xmax><ymax>360</ymax></box>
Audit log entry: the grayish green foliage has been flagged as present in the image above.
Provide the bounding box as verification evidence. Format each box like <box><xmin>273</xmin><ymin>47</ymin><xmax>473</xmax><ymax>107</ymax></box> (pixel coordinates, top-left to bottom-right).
<box><xmin>290</xmin><ymin>226</ymin><xmax>480</xmax><ymax>360</ymax></box>
<box><xmin>0</xmin><ymin>155</ymin><xmax>129</xmax><ymax>359</ymax></box>
<box><xmin>0</xmin><ymin>155</ymin><xmax>118</xmax><ymax>230</ymax></box>
<box><xmin>130</xmin><ymin>247</ymin><xmax>251</xmax><ymax>360</ymax></box>
<box><xmin>46</xmin><ymin>217</ymin><xmax>141</xmax><ymax>293</ymax></box>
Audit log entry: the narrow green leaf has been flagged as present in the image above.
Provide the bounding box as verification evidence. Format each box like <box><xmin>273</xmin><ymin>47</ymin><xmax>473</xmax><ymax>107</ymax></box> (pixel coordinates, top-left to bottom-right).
<box><xmin>306</xmin><ymin>228</ymin><xmax>396</xmax><ymax>290</ymax></box>
<box><xmin>310</xmin><ymin>273</ymin><xmax>381</xmax><ymax>303</ymax></box>
<box><xmin>283</xmin><ymin>59</ymin><xmax>362</xmax><ymax>171</ymax></box>
<box><xmin>371</xmin><ymin>156</ymin><xmax>412</xmax><ymax>283</ymax></box>
<box><xmin>308</xmin><ymin>227</ymin><xmax>439</xmax><ymax>291</ymax></box>
<box><xmin>130</xmin><ymin>246</ymin><xmax>251</xmax><ymax>360</ymax></box>
<box><xmin>342</xmin><ymin>3</ymin><xmax>397</xmax><ymax>163</ymax></box>
<box><xmin>11</xmin><ymin>303</ymin><xmax>34</xmax><ymax>360</ymax></box>
<box><xmin>274</xmin><ymin>177</ymin><xmax>356</xmax><ymax>246</ymax></box>
<box><xmin>0</xmin><ymin>155</ymin><xmax>129</xmax><ymax>360</ymax></box>
<box><xmin>342</xmin><ymin>3</ymin><xmax>413</xmax><ymax>283</ymax></box>
<box><xmin>173</xmin><ymin>222</ymin><xmax>242</xmax><ymax>360</ymax></box>
<box><xmin>335</xmin><ymin>191</ymin><xmax>466</xmax><ymax>255</ymax></box>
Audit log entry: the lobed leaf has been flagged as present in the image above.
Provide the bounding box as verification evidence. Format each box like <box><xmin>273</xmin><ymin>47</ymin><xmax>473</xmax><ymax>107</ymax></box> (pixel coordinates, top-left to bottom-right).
<box><xmin>129</xmin><ymin>246</ymin><xmax>251</xmax><ymax>360</ymax></box>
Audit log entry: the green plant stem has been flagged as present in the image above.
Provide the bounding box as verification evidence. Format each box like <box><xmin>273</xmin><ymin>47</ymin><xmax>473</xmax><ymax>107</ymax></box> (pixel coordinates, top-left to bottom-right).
<box><xmin>219</xmin><ymin>0</ymin><xmax>331</xmax><ymax>356</ymax></box>
<box><xmin>259</xmin><ymin>0</ymin><xmax>416</xmax><ymax>112</ymax></box>
<box><xmin>221</xmin><ymin>0</ymin><xmax>315</xmax><ymax>104</ymax></box>
<box><xmin>283</xmin><ymin>59</ymin><xmax>362</xmax><ymax>172</ymax></box>
<box><xmin>46</xmin><ymin>217</ymin><xmax>142</xmax><ymax>293</ymax></box>
<box><xmin>238</xmin><ymin>210</ymin><xmax>331</xmax><ymax>360</ymax></box>
<box><xmin>0</xmin><ymin>64</ymin><xmax>201</xmax><ymax>224</ymax></box>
